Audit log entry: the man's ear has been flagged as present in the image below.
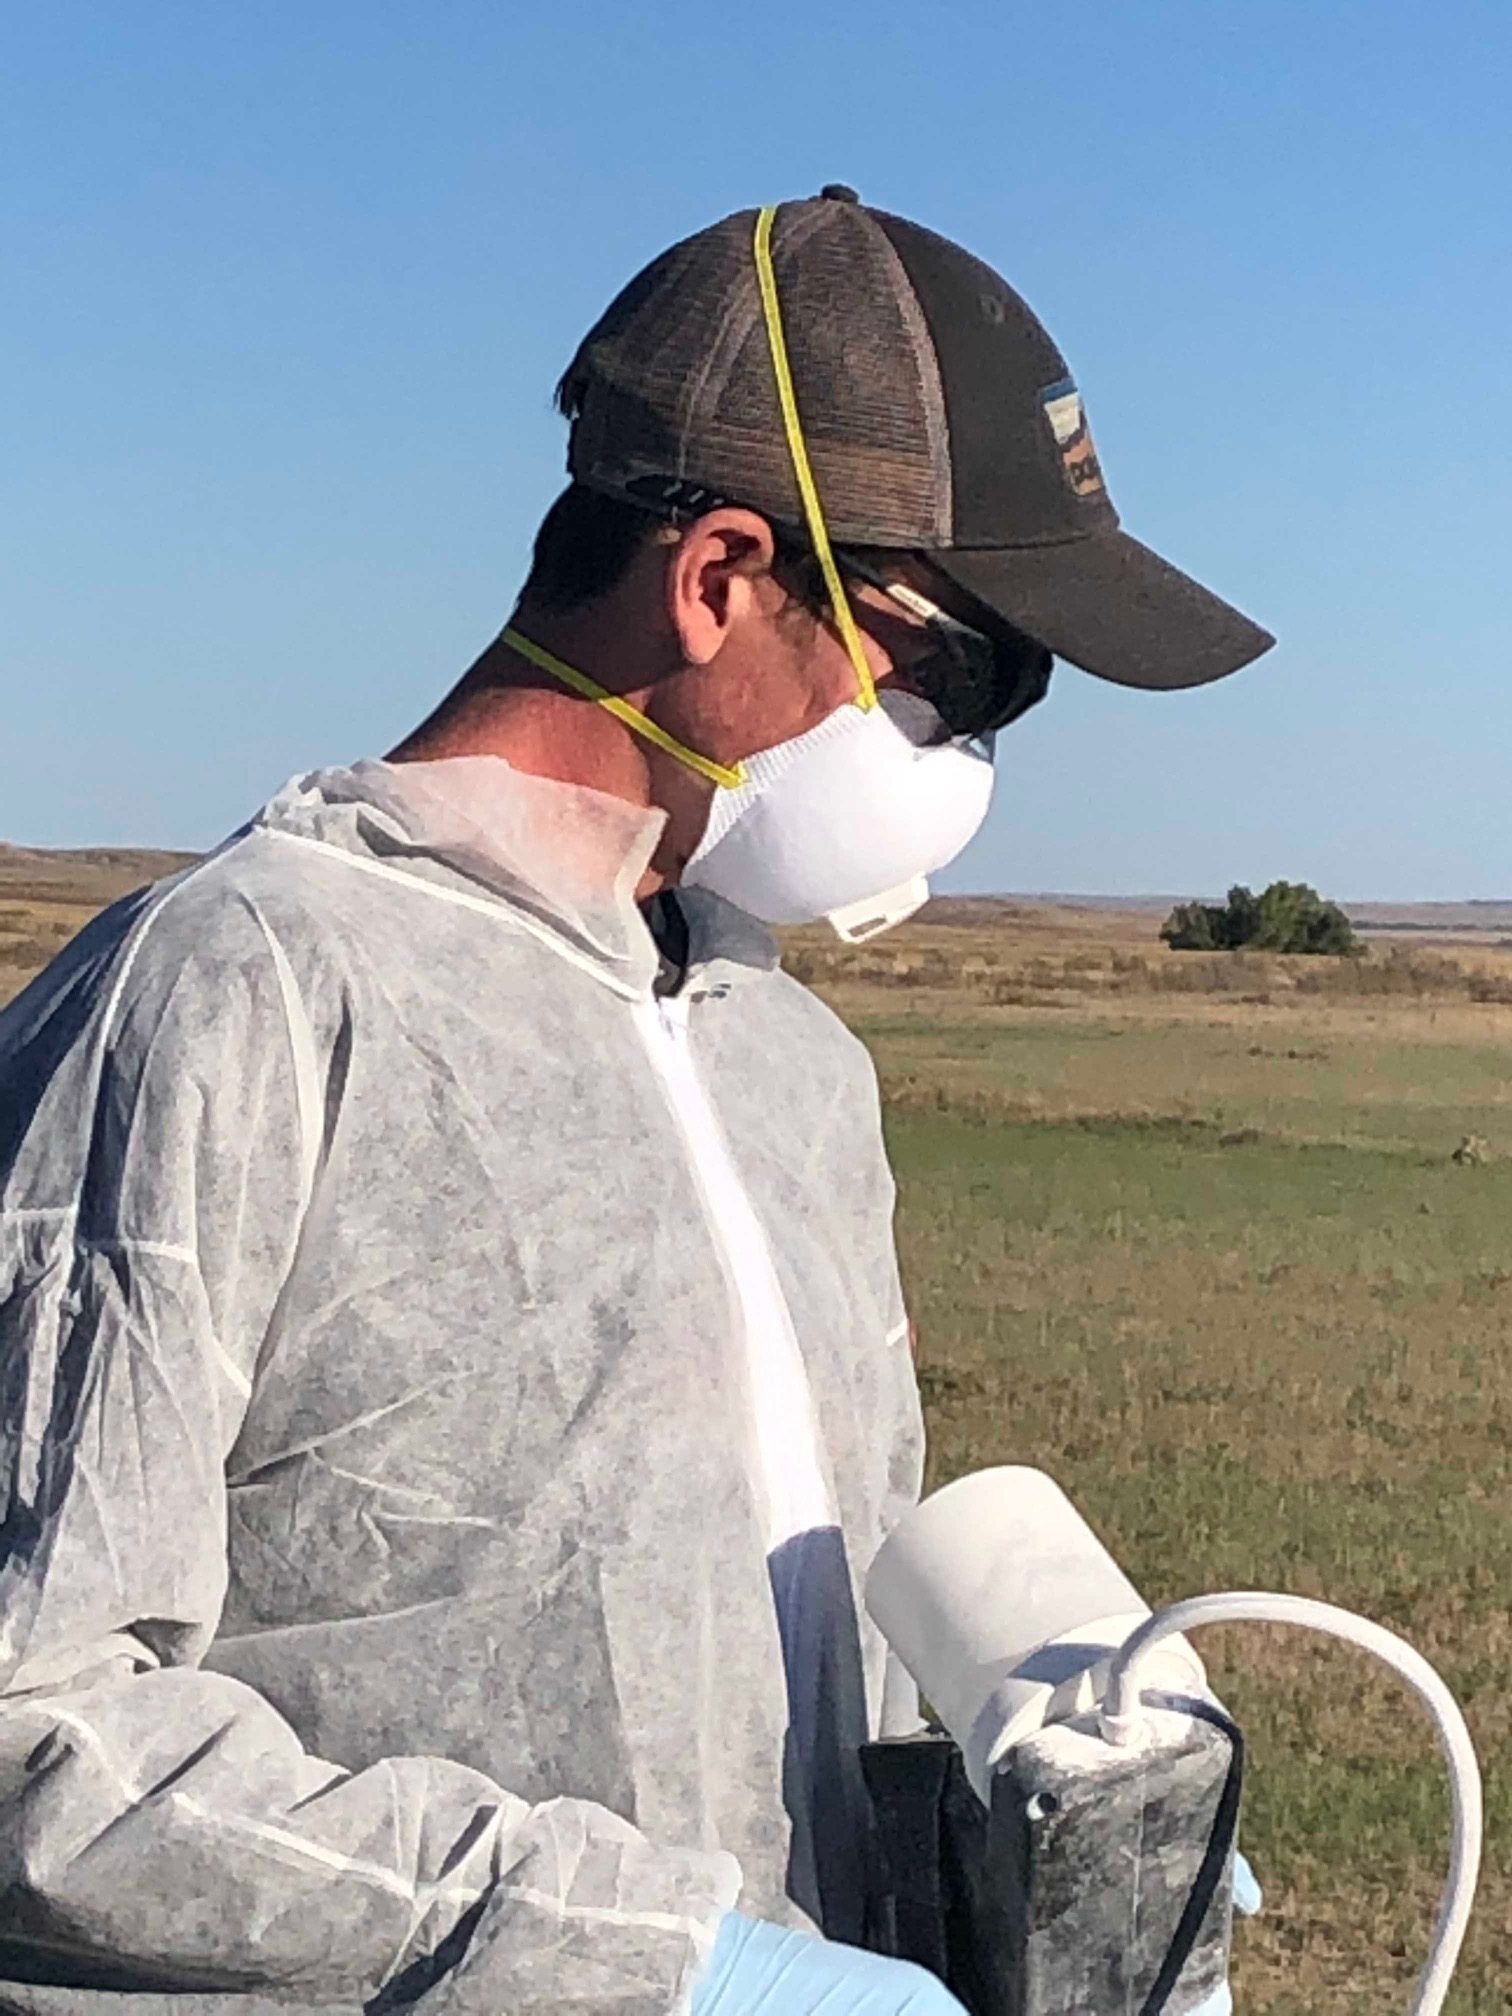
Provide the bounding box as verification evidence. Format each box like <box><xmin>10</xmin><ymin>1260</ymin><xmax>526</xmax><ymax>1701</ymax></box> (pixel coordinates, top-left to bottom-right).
<box><xmin>666</xmin><ymin>508</ymin><xmax>776</xmax><ymax>666</ymax></box>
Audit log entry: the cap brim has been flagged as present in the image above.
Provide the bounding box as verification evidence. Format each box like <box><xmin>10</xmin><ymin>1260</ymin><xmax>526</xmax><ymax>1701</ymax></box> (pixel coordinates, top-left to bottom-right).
<box><xmin>932</xmin><ymin>530</ymin><xmax>1274</xmax><ymax>691</ymax></box>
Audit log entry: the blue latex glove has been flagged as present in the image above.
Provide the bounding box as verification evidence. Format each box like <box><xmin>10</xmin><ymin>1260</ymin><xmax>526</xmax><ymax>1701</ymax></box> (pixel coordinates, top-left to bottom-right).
<box><xmin>1233</xmin><ymin>1850</ymin><xmax>1263</xmax><ymax>1916</ymax></box>
<box><xmin>692</xmin><ymin>1912</ymin><xmax>968</xmax><ymax>2015</ymax></box>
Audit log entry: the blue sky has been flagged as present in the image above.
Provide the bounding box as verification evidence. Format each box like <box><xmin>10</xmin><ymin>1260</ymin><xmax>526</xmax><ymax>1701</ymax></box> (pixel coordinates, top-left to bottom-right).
<box><xmin>4</xmin><ymin>2</ymin><xmax>1508</xmax><ymax>897</ymax></box>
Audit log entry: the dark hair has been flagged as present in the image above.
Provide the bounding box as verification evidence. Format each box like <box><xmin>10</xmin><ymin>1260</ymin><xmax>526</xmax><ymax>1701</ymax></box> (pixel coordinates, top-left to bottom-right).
<box><xmin>520</xmin><ymin>483</ymin><xmax>661</xmax><ymax>613</ymax></box>
<box><xmin>519</xmin><ymin>479</ymin><xmax>838</xmax><ymax>621</ymax></box>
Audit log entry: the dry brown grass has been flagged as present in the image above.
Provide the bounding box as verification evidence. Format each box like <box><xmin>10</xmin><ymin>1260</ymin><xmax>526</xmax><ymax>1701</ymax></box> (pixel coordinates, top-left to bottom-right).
<box><xmin>0</xmin><ymin>898</ymin><xmax>100</xmax><ymax>984</ymax></box>
<box><xmin>0</xmin><ymin>847</ymin><xmax>194</xmax><ymax>1004</ymax></box>
<box><xmin>781</xmin><ymin>902</ymin><xmax>1512</xmax><ymax>1013</ymax></box>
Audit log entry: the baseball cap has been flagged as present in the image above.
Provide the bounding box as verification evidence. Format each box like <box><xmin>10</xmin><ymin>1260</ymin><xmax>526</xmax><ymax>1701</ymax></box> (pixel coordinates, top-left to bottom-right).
<box><xmin>558</xmin><ymin>187</ymin><xmax>1273</xmax><ymax>691</ymax></box>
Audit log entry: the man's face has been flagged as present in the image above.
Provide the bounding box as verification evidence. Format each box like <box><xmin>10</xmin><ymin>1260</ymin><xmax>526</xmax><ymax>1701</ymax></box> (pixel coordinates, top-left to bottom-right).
<box><xmin>660</xmin><ymin>519</ymin><xmax>1016</xmax><ymax>768</ymax></box>
<box><xmin>836</xmin><ymin>555</ymin><xmax>1054</xmax><ymax>747</ymax></box>
<box><xmin>637</xmin><ymin>505</ymin><xmax>1048</xmax><ymax>893</ymax></box>
<box><xmin>745</xmin><ymin>542</ymin><xmax>1051</xmax><ymax>754</ymax></box>
<box><xmin>640</xmin><ymin>512</ymin><xmax>889</xmax><ymax>781</ymax></box>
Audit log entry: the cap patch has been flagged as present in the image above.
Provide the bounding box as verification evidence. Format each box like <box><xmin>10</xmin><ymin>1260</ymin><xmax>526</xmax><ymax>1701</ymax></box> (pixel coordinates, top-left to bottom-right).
<box><xmin>1041</xmin><ymin>377</ymin><xmax>1105</xmax><ymax>500</ymax></box>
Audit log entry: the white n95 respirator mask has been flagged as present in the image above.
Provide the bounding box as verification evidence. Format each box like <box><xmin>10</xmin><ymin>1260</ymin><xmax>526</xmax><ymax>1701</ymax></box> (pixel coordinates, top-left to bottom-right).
<box><xmin>681</xmin><ymin>689</ymin><xmax>994</xmax><ymax>941</ymax></box>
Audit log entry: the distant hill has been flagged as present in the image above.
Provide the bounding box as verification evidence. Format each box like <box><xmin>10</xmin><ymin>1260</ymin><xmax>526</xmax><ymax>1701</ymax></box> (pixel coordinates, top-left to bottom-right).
<box><xmin>1340</xmin><ymin>899</ymin><xmax>1512</xmax><ymax>934</ymax></box>
<box><xmin>2</xmin><ymin>846</ymin><xmax>1508</xmax><ymax>936</ymax></box>
<box><xmin>925</xmin><ymin>893</ymin><xmax>1512</xmax><ymax>936</ymax></box>
<box><xmin>0</xmin><ymin>842</ymin><xmax>198</xmax><ymax>907</ymax></box>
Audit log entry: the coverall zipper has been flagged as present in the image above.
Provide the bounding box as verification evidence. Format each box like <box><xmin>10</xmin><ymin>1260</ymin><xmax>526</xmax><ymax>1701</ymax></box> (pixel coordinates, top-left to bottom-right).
<box><xmin>630</xmin><ymin>993</ymin><xmax>836</xmax><ymax>1552</ymax></box>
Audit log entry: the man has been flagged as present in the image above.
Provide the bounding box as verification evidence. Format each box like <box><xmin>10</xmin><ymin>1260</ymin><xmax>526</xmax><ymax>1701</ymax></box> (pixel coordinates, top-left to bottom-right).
<box><xmin>0</xmin><ymin>190</ymin><xmax>1271</xmax><ymax>2013</ymax></box>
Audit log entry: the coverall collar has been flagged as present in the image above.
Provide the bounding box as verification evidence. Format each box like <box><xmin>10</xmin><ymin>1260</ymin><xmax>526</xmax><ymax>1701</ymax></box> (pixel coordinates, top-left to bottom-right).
<box><xmin>254</xmin><ymin>756</ymin><xmax>779</xmax><ymax>999</ymax></box>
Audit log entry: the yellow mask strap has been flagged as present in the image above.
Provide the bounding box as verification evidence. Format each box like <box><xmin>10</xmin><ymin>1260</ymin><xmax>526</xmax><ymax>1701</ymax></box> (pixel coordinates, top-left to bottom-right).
<box><xmin>752</xmin><ymin>204</ymin><xmax>878</xmax><ymax>712</ymax></box>
<box><xmin>500</xmin><ymin>625</ymin><xmax>747</xmax><ymax>790</ymax></box>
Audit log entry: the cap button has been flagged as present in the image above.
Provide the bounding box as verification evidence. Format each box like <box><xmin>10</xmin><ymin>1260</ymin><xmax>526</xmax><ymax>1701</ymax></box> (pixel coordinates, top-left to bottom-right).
<box><xmin>818</xmin><ymin>183</ymin><xmax>860</xmax><ymax>203</ymax></box>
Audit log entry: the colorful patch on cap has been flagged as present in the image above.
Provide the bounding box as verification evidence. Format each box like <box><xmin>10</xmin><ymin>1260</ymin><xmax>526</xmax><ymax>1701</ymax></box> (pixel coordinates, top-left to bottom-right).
<box><xmin>1041</xmin><ymin>376</ymin><xmax>1106</xmax><ymax>499</ymax></box>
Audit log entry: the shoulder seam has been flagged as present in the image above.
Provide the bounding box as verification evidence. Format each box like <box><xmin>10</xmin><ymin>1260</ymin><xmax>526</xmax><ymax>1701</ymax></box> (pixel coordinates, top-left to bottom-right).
<box><xmin>92</xmin><ymin>837</ymin><xmax>258</xmax><ymax>1061</ymax></box>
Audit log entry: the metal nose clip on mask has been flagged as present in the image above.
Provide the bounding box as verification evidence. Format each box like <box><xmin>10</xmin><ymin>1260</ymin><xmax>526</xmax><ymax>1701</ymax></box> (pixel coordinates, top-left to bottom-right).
<box><xmin>504</xmin><ymin>203</ymin><xmax>998</xmax><ymax>942</ymax></box>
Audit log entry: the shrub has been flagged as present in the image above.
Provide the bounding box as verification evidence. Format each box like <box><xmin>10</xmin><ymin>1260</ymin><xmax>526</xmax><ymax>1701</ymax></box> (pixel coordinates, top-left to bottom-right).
<box><xmin>1161</xmin><ymin>882</ymin><xmax>1360</xmax><ymax>956</ymax></box>
<box><xmin>1159</xmin><ymin>901</ymin><xmax>1217</xmax><ymax>951</ymax></box>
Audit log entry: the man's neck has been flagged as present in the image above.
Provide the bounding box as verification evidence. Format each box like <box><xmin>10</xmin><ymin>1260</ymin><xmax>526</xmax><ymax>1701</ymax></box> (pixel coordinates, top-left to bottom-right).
<box><xmin>389</xmin><ymin>618</ymin><xmax>653</xmax><ymax>780</ymax></box>
<box><xmin>385</xmin><ymin>619</ymin><xmax>710</xmax><ymax>898</ymax></box>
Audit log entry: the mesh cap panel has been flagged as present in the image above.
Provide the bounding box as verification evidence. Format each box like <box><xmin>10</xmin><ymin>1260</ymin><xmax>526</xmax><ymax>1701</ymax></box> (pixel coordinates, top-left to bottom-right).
<box><xmin>558</xmin><ymin>189</ymin><xmax>1274</xmax><ymax>692</ymax></box>
<box><xmin>564</xmin><ymin>199</ymin><xmax>952</xmax><ymax>546</ymax></box>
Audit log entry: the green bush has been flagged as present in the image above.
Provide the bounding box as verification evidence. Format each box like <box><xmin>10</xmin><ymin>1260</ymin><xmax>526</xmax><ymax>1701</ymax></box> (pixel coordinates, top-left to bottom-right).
<box><xmin>1159</xmin><ymin>901</ymin><xmax>1218</xmax><ymax>950</ymax></box>
<box><xmin>1161</xmin><ymin>882</ymin><xmax>1360</xmax><ymax>956</ymax></box>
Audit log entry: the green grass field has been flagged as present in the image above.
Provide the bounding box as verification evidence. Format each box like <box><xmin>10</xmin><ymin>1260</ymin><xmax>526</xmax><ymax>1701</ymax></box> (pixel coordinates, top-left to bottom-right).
<box><xmin>4</xmin><ymin>878</ymin><xmax>1509</xmax><ymax>2009</ymax></box>
<box><xmin>801</xmin><ymin>928</ymin><xmax>1512</xmax><ymax>2014</ymax></box>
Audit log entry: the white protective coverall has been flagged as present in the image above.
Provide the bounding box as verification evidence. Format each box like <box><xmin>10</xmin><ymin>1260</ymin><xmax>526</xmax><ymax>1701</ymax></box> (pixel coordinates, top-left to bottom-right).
<box><xmin>0</xmin><ymin>757</ymin><xmax>924</xmax><ymax>2015</ymax></box>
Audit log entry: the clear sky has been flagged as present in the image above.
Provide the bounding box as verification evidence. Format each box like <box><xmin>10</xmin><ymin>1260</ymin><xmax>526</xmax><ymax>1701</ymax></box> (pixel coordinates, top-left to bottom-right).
<box><xmin>4</xmin><ymin>2</ymin><xmax>1508</xmax><ymax>898</ymax></box>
